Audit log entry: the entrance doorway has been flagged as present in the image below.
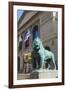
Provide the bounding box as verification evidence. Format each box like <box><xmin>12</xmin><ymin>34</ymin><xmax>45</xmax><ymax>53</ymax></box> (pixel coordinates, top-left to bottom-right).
<box><xmin>32</xmin><ymin>25</ymin><xmax>39</xmax><ymax>40</ymax></box>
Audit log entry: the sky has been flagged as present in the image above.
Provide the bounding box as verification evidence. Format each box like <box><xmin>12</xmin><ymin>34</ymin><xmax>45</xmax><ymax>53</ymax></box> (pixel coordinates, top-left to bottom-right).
<box><xmin>17</xmin><ymin>9</ymin><xmax>24</xmax><ymax>21</ymax></box>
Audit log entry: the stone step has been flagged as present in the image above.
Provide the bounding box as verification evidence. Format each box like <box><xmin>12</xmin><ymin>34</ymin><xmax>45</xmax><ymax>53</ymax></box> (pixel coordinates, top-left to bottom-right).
<box><xmin>17</xmin><ymin>73</ymin><xmax>30</xmax><ymax>80</ymax></box>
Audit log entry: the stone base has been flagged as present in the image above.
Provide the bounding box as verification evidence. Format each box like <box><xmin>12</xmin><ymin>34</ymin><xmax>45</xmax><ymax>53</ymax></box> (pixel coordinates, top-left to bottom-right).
<box><xmin>30</xmin><ymin>69</ymin><xmax>58</xmax><ymax>79</ymax></box>
<box><xmin>39</xmin><ymin>69</ymin><xmax>58</xmax><ymax>78</ymax></box>
<box><xmin>17</xmin><ymin>69</ymin><xmax>58</xmax><ymax>80</ymax></box>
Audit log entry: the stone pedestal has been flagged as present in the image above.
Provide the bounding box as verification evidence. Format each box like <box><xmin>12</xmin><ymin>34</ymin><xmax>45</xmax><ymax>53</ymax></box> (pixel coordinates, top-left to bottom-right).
<box><xmin>17</xmin><ymin>69</ymin><xmax>58</xmax><ymax>80</ymax></box>
<box><xmin>39</xmin><ymin>69</ymin><xmax>58</xmax><ymax>78</ymax></box>
<box><xmin>30</xmin><ymin>69</ymin><xmax>58</xmax><ymax>79</ymax></box>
